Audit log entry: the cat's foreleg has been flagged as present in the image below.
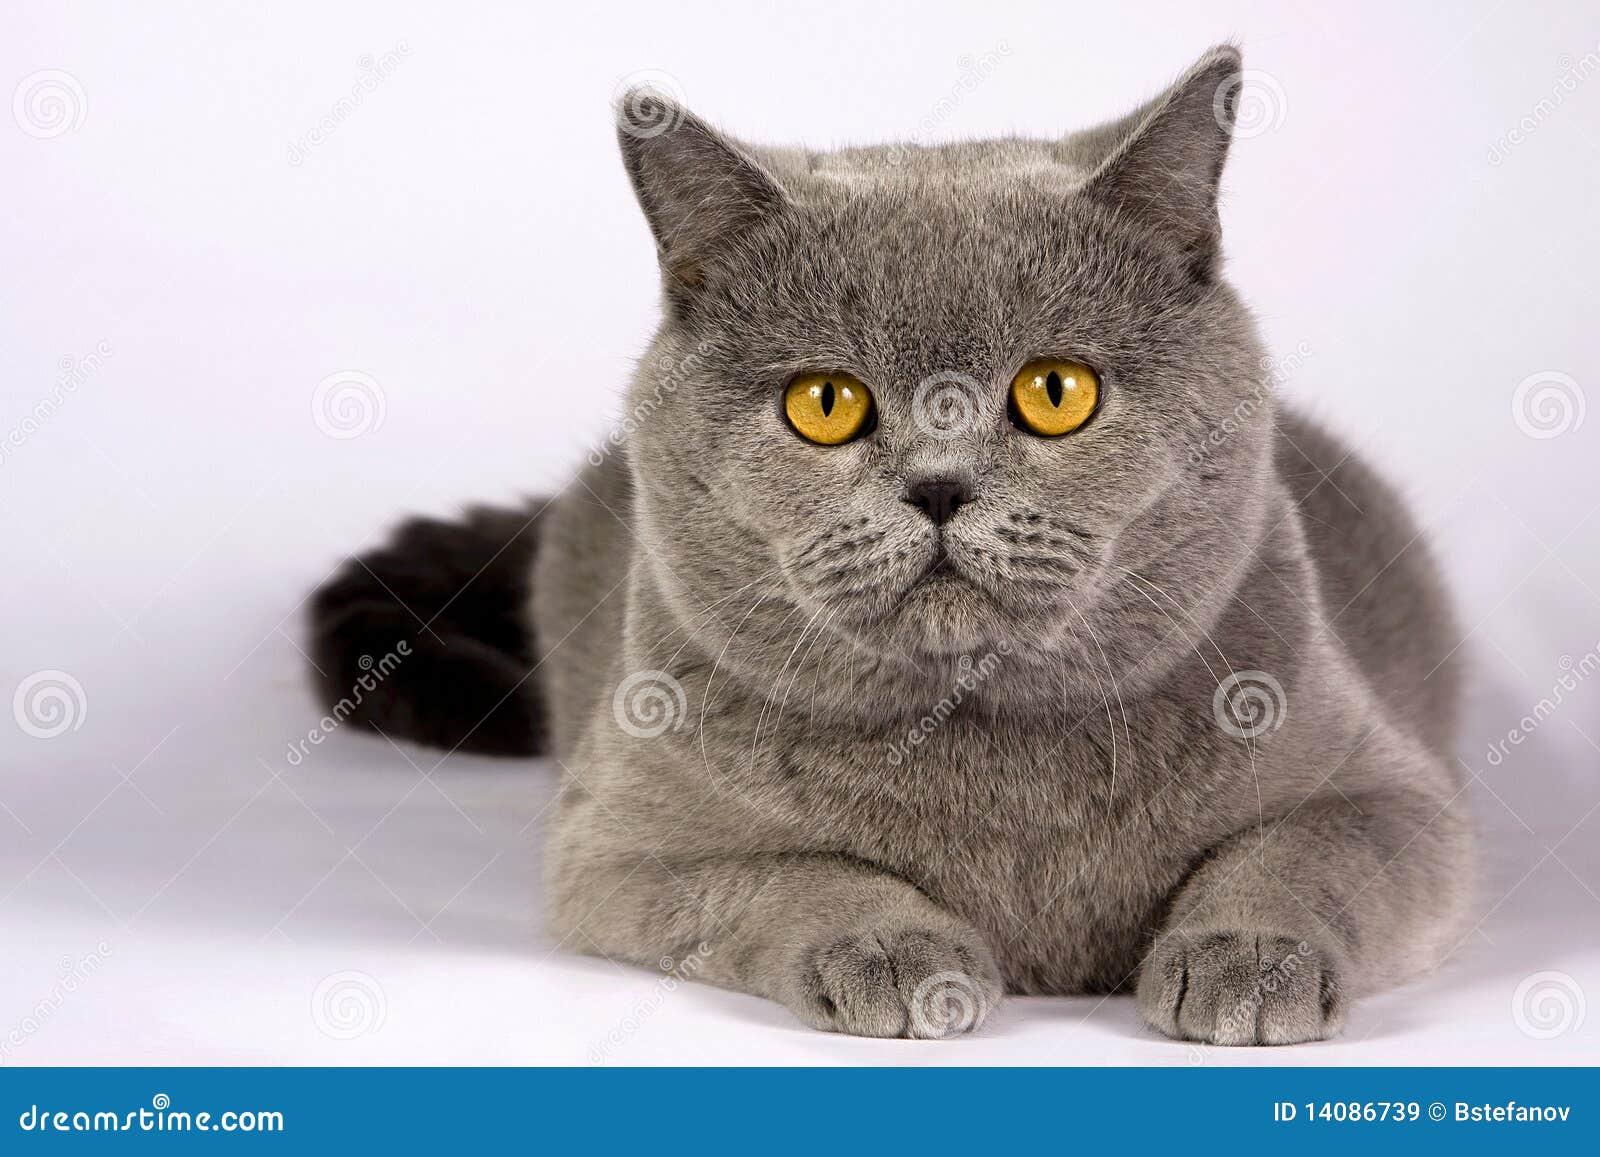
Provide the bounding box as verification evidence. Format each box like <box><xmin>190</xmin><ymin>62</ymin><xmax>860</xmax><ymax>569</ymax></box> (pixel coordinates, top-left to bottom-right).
<box><xmin>551</xmin><ymin>851</ymin><xmax>1003</xmax><ymax>1038</ymax></box>
<box><xmin>1136</xmin><ymin>786</ymin><xmax>1471</xmax><ymax>1045</ymax></box>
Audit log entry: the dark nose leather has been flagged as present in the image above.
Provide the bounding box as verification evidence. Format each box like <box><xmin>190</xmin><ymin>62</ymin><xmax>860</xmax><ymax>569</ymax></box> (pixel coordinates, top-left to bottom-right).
<box><xmin>904</xmin><ymin>477</ymin><xmax>973</xmax><ymax>526</ymax></box>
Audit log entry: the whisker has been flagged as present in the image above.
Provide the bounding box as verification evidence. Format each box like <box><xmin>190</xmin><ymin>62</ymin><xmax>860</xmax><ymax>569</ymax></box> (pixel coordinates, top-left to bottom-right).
<box><xmin>749</xmin><ymin>605</ymin><xmax>828</xmax><ymax>769</ymax></box>
<box><xmin>1116</xmin><ymin>565</ymin><xmax>1265</xmax><ymax>837</ymax></box>
<box><xmin>648</xmin><ymin>565</ymin><xmax>782</xmax><ymax>667</ymax></box>
<box><xmin>1066</xmin><ymin>597</ymin><xmax>1131</xmax><ymax>809</ymax></box>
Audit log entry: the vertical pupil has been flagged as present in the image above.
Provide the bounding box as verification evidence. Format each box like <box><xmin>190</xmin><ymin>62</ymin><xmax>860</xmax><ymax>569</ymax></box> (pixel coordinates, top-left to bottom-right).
<box><xmin>1045</xmin><ymin>371</ymin><xmax>1063</xmax><ymax>408</ymax></box>
<box><xmin>820</xmin><ymin>381</ymin><xmax>835</xmax><ymax>416</ymax></box>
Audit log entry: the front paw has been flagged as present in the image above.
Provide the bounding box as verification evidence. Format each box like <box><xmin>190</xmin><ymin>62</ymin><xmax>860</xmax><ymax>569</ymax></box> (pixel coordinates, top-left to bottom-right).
<box><xmin>1137</xmin><ymin>930</ymin><xmax>1347</xmax><ymax>1045</ymax></box>
<box><xmin>788</xmin><ymin>922</ymin><xmax>1003</xmax><ymax>1039</ymax></box>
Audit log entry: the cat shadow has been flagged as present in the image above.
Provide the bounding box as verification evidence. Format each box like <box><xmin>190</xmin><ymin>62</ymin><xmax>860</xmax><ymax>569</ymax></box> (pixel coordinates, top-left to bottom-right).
<box><xmin>275</xmin><ymin>684</ymin><xmax>1596</xmax><ymax>1050</ymax></box>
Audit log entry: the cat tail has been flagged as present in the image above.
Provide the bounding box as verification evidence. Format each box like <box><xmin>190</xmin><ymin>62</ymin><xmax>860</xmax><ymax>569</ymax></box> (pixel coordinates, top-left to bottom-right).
<box><xmin>307</xmin><ymin>501</ymin><xmax>547</xmax><ymax>757</ymax></box>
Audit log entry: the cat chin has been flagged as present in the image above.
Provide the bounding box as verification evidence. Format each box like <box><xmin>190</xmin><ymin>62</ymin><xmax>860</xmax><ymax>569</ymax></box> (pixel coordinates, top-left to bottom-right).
<box><xmin>878</xmin><ymin>577</ymin><xmax>1008</xmax><ymax>656</ymax></box>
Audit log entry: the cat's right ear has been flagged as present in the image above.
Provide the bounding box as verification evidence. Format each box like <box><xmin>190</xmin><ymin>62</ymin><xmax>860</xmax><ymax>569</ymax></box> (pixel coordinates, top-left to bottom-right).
<box><xmin>615</xmin><ymin>91</ymin><xmax>788</xmax><ymax>296</ymax></box>
<box><xmin>1075</xmin><ymin>45</ymin><xmax>1243</xmax><ymax>283</ymax></box>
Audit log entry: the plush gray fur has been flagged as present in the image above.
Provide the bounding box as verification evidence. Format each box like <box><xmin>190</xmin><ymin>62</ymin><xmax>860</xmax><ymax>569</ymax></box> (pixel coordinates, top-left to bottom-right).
<box><xmin>531</xmin><ymin>45</ymin><xmax>1474</xmax><ymax>1043</ymax></box>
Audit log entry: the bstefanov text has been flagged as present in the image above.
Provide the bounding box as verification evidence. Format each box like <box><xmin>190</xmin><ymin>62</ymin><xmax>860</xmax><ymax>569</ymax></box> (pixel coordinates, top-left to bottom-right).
<box><xmin>1273</xmin><ymin>1101</ymin><xmax>1572</xmax><ymax>1124</ymax></box>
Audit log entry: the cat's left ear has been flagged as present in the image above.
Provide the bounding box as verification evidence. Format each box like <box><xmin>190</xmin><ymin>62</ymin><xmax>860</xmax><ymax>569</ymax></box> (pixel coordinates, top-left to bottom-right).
<box><xmin>615</xmin><ymin>90</ymin><xmax>789</xmax><ymax>295</ymax></box>
<box><xmin>1079</xmin><ymin>45</ymin><xmax>1242</xmax><ymax>281</ymax></box>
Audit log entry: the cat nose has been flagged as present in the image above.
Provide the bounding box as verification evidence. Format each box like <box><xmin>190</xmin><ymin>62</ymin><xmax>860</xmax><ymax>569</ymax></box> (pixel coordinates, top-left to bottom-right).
<box><xmin>903</xmin><ymin>477</ymin><xmax>973</xmax><ymax>526</ymax></box>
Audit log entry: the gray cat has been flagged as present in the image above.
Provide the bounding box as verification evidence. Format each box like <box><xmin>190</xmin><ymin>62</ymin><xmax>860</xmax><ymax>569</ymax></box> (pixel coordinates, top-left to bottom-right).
<box><xmin>311</xmin><ymin>45</ymin><xmax>1474</xmax><ymax>1044</ymax></box>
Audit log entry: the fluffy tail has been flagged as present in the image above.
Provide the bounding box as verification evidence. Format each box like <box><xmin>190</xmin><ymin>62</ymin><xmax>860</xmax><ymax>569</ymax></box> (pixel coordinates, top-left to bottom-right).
<box><xmin>308</xmin><ymin>502</ymin><xmax>546</xmax><ymax>757</ymax></box>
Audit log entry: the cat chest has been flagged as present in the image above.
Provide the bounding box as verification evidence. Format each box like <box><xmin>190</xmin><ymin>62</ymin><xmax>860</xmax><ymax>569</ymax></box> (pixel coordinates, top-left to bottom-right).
<box><xmin>753</xmin><ymin>719</ymin><xmax>1204</xmax><ymax>915</ymax></box>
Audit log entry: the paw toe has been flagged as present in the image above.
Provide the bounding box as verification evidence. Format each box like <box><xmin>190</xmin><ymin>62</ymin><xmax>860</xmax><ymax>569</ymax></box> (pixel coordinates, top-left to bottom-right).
<box><xmin>1140</xmin><ymin>930</ymin><xmax>1344</xmax><ymax>1046</ymax></box>
<box><xmin>799</xmin><ymin>925</ymin><xmax>1000</xmax><ymax>1039</ymax></box>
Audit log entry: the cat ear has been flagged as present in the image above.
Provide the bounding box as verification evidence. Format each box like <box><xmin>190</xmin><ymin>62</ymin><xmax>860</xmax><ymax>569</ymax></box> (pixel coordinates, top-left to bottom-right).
<box><xmin>1078</xmin><ymin>45</ymin><xmax>1242</xmax><ymax>280</ymax></box>
<box><xmin>615</xmin><ymin>91</ymin><xmax>789</xmax><ymax>291</ymax></box>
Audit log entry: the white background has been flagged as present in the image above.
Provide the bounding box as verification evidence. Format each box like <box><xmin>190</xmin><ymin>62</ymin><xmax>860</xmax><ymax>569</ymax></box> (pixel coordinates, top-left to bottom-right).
<box><xmin>2</xmin><ymin>0</ymin><xmax>1597</xmax><ymax>1065</ymax></box>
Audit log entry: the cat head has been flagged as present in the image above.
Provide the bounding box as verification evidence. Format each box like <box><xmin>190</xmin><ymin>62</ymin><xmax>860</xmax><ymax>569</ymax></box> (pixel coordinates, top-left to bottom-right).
<box><xmin>614</xmin><ymin>46</ymin><xmax>1276</xmax><ymax>686</ymax></box>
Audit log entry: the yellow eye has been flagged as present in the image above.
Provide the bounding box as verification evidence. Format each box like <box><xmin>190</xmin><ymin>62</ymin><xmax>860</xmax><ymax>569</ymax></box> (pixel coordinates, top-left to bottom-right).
<box><xmin>1009</xmin><ymin>359</ymin><xmax>1100</xmax><ymax>436</ymax></box>
<box><xmin>783</xmin><ymin>372</ymin><xmax>874</xmax><ymax>445</ymax></box>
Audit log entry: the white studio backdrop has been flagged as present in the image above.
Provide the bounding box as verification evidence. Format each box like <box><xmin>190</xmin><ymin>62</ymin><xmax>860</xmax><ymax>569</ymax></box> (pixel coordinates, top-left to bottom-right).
<box><xmin>1</xmin><ymin>0</ymin><xmax>1597</xmax><ymax>1063</ymax></box>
